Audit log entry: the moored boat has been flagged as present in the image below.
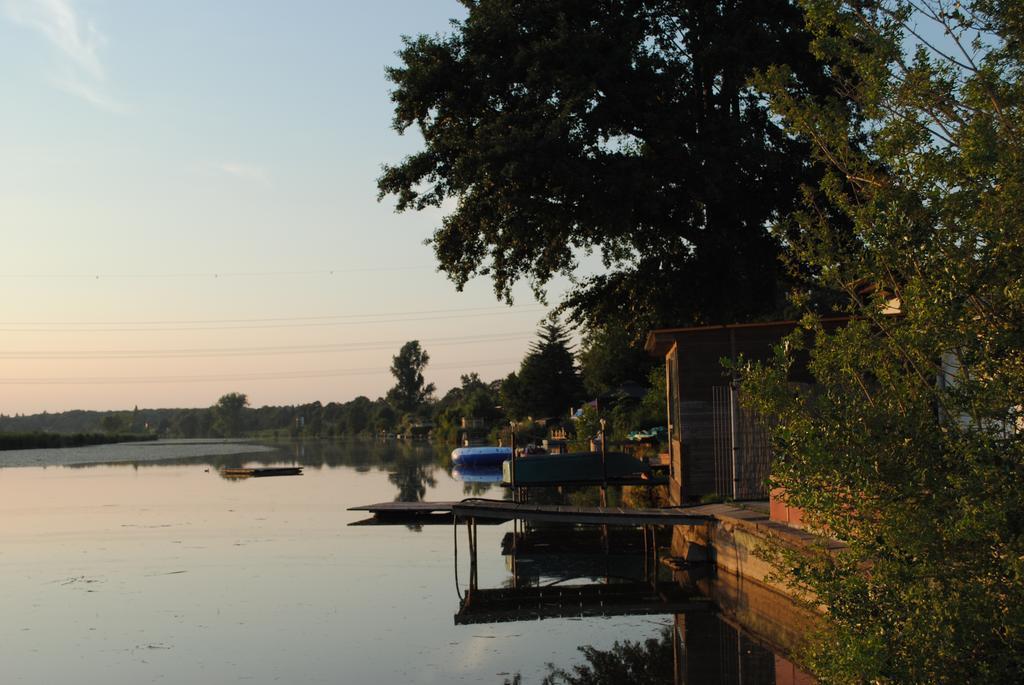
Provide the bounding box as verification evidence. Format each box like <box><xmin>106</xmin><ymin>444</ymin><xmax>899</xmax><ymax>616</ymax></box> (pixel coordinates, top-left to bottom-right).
<box><xmin>451</xmin><ymin>445</ymin><xmax>512</xmax><ymax>467</ymax></box>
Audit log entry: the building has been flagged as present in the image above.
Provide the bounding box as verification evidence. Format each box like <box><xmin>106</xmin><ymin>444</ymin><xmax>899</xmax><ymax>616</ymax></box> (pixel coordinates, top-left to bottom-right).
<box><xmin>645</xmin><ymin>318</ymin><xmax>851</xmax><ymax>522</ymax></box>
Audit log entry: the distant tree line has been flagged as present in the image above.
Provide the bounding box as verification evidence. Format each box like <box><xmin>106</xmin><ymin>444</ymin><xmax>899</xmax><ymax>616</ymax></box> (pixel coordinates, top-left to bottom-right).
<box><xmin>0</xmin><ymin>396</ymin><xmax>411</xmax><ymax>440</ymax></box>
<box><xmin>0</xmin><ymin>318</ymin><xmax>665</xmax><ymax>446</ymax></box>
<box><xmin>0</xmin><ymin>432</ymin><xmax>157</xmax><ymax>451</ymax></box>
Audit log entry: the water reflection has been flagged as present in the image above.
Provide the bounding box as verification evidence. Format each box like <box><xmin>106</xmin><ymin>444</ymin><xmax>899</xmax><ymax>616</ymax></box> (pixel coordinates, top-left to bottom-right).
<box><xmin>59</xmin><ymin>438</ymin><xmax>469</xmax><ymax>506</ymax></box>
<box><xmin>387</xmin><ymin>449</ymin><xmax>438</xmax><ymax>502</ymax></box>
<box><xmin>57</xmin><ymin>437</ymin><xmax>446</xmax><ymax>470</ymax></box>
<box><xmin>451</xmin><ymin>465</ymin><xmax>504</xmax><ymax>483</ymax></box>
<box><xmin>503</xmin><ymin>525</ymin><xmax>662</xmax><ymax>586</ymax></box>
<box><xmin>2</xmin><ymin>442</ymin><xmax>817</xmax><ymax>683</ymax></box>
<box><xmin>542</xmin><ymin>626</ymin><xmax>675</xmax><ymax>684</ymax></box>
<box><xmin>456</xmin><ymin>521</ymin><xmax>707</xmax><ymax>623</ymax></box>
<box><xmin>541</xmin><ymin>613</ymin><xmax>812</xmax><ymax>685</ymax></box>
<box><xmin>456</xmin><ymin>520</ymin><xmax>816</xmax><ymax>685</ymax></box>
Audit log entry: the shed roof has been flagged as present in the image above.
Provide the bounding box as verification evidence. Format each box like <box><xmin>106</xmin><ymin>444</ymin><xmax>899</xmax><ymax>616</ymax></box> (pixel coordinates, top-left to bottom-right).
<box><xmin>644</xmin><ymin>317</ymin><xmax>852</xmax><ymax>357</ymax></box>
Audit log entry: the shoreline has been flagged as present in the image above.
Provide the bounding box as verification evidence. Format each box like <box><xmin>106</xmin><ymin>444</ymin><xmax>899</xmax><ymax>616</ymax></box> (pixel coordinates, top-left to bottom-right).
<box><xmin>0</xmin><ymin>438</ymin><xmax>277</xmax><ymax>469</ymax></box>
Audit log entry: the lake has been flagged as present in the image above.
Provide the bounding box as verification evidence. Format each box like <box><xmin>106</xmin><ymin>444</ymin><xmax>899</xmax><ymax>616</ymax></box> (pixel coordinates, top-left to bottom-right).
<box><xmin>0</xmin><ymin>439</ymin><xmax>811</xmax><ymax>684</ymax></box>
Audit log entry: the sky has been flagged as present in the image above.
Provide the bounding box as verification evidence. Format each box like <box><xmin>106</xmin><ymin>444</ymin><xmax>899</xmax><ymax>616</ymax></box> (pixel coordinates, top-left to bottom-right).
<box><xmin>0</xmin><ymin>0</ymin><xmax>585</xmax><ymax>414</ymax></box>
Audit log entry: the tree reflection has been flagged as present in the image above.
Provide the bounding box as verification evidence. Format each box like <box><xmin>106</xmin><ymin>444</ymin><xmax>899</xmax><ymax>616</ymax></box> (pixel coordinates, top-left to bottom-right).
<box><xmin>462</xmin><ymin>481</ymin><xmax>494</xmax><ymax>496</ymax></box>
<box><xmin>542</xmin><ymin>627</ymin><xmax>673</xmax><ymax>685</ymax></box>
<box><xmin>388</xmin><ymin>451</ymin><xmax>437</xmax><ymax>502</ymax></box>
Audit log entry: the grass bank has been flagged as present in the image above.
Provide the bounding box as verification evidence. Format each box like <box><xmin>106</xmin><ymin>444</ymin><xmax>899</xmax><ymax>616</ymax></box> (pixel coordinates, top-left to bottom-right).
<box><xmin>0</xmin><ymin>432</ymin><xmax>158</xmax><ymax>451</ymax></box>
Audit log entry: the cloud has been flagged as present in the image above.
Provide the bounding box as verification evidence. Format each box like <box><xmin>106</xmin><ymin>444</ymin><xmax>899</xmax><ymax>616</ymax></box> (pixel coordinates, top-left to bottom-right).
<box><xmin>217</xmin><ymin>162</ymin><xmax>272</xmax><ymax>186</ymax></box>
<box><xmin>51</xmin><ymin>75</ymin><xmax>129</xmax><ymax>113</ymax></box>
<box><xmin>5</xmin><ymin>0</ymin><xmax>126</xmax><ymax>112</ymax></box>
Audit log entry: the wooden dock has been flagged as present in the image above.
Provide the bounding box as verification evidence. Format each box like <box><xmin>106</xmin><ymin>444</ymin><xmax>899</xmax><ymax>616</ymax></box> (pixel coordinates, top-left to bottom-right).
<box><xmin>454</xmin><ymin>499</ymin><xmax>712</xmax><ymax>526</ymax></box>
<box><xmin>347</xmin><ymin>500</ymin><xmax>461</xmax><ymax>525</ymax></box>
<box><xmin>349</xmin><ymin>501</ymin><xmax>459</xmax><ymax>515</ymax></box>
<box><xmin>348</xmin><ymin>499</ymin><xmax>713</xmax><ymax>527</ymax></box>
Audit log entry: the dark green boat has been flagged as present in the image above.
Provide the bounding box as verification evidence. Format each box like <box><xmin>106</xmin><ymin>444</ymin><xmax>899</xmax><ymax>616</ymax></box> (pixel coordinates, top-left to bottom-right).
<box><xmin>501</xmin><ymin>451</ymin><xmax>658</xmax><ymax>486</ymax></box>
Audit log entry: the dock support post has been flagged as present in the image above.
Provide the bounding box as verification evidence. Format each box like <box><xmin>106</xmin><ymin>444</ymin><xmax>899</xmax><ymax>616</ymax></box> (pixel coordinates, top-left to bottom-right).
<box><xmin>511</xmin><ymin>517</ymin><xmax>519</xmax><ymax>590</ymax></box>
<box><xmin>453</xmin><ymin>512</ymin><xmax>463</xmax><ymax>601</ymax></box>
<box><xmin>509</xmin><ymin>421</ymin><xmax>517</xmax><ymax>503</ymax></box>
<box><xmin>648</xmin><ymin>524</ymin><xmax>659</xmax><ymax>591</ymax></box>
<box><xmin>643</xmin><ymin>525</ymin><xmax>649</xmax><ymax>581</ymax></box>
<box><xmin>653</xmin><ymin>528</ymin><xmax>660</xmax><ymax>591</ymax></box>
<box><xmin>466</xmin><ymin>518</ymin><xmax>479</xmax><ymax>594</ymax></box>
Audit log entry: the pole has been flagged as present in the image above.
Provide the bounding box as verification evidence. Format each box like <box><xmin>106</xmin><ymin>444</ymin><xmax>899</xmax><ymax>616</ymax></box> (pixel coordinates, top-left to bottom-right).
<box><xmin>651</xmin><ymin>526</ymin><xmax>659</xmax><ymax>592</ymax></box>
<box><xmin>599</xmin><ymin>418</ymin><xmax>608</xmax><ymax>484</ymax></box>
<box><xmin>509</xmin><ymin>421</ymin><xmax>517</xmax><ymax>500</ymax></box>
<box><xmin>467</xmin><ymin>518</ymin><xmax>478</xmax><ymax>593</ymax></box>
<box><xmin>729</xmin><ymin>382</ymin><xmax>739</xmax><ymax>500</ymax></box>
<box><xmin>512</xmin><ymin>517</ymin><xmax>518</xmax><ymax>589</ymax></box>
<box><xmin>453</xmin><ymin>512</ymin><xmax>463</xmax><ymax>601</ymax></box>
<box><xmin>729</xmin><ymin>329</ymin><xmax>739</xmax><ymax>500</ymax></box>
<box><xmin>599</xmin><ymin>418</ymin><xmax>608</xmax><ymax>508</ymax></box>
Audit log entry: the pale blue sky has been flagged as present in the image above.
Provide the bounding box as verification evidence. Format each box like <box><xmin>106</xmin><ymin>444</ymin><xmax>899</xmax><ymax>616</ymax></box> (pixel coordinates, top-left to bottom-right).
<box><xmin>0</xmin><ymin>0</ymin><xmax>575</xmax><ymax>413</ymax></box>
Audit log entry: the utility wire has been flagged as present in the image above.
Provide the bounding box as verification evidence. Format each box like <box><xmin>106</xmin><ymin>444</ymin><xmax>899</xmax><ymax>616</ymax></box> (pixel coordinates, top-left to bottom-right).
<box><xmin>0</xmin><ymin>331</ymin><xmax>534</xmax><ymax>360</ymax></box>
<box><xmin>0</xmin><ymin>306</ymin><xmax>547</xmax><ymax>333</ymax></box>
<box><xmin>0</xmin><ymin>266</ymin><xmax>434</xmax><ymax>279</ymax></box>
<box><xmin>0</xmin><ymin>304</ymin><xmax>543</xmax><ymax>327</ymax></box>
<box><xmin>0</xmin><ymin>359</ymin><xmax>518</xmax><ymax>385</ymax></box>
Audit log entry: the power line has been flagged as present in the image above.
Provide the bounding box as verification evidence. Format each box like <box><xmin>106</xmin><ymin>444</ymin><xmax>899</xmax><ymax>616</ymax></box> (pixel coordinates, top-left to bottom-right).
<box><xmin>0</xmin><ymin>306</ymin><xmax>548</xmax><ymax>333</ymax></box>
<box><xmin>0</xmin><ymin>331</ymin><xmax>534</xmax><ymax>360</ymax></box>
<box><xmin>0</xmin><ymin>359</ymin><xmax>519</xmax><ymax>385</ymax></box>
<box><xmin>0</xmin><ymin>266</ymin><xmax>434</xmax><ymax>279</ymax></box>
<box><xmin>0</xmin><ymin>304</ymin><xmax>542</xmax><ymax>326</ymax></box>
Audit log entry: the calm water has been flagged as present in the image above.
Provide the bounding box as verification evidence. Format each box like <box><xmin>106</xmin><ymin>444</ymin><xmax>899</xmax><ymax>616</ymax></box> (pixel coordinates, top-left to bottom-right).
<box><xmin>0</xmin><ymin>440</ymin><xmax>807</xmax><ymax>684</ymax></box>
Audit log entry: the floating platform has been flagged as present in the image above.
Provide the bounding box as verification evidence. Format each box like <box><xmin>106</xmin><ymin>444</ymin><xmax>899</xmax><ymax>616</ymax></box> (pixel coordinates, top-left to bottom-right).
<box><xmin>502</xmin><ymin>451</ymin><xmax>659</xmax><ymax>486</ymax></box>
<box><xmin>221</xmin><ymin>467</ymin><xmax>303</xmax><ymax>478</ymax></box>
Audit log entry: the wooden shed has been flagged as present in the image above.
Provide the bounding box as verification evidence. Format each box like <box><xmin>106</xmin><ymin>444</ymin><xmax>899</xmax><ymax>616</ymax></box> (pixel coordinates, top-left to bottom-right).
<box><xmin>645</xmin><ymin>319</ymin><xmax>849</xmax><ymax>506</ymax></box>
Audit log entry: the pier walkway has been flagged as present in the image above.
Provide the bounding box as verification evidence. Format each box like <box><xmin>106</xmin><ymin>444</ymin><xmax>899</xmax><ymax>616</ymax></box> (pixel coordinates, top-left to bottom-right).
<box><xmin>349</xmin><ymin>498</ymin><xmax>714</xmax><ymax>527</ymax></box>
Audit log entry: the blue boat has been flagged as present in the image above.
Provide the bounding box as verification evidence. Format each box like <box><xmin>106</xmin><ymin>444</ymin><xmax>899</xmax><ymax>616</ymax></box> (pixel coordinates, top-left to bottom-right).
<box><xmin>451</xmin><ymin>446</ymin><xmax>512</xmax><ymax>467</ymax></box>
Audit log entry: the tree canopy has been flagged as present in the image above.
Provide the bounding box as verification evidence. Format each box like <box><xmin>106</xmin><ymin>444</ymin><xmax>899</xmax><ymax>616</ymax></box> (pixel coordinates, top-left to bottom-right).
<box><xmin>386</xmin><ymin>340</ymin><xmax>436</xmax><ymax>412</ymax></box>
<box><xmin>502</xmin><ymin>319</ymin><xmax>584</xmax><ymax>420</ymax></box>
<box><xmin>742</xmin><ymin>1</ymin><xmax>1024</xmax><ymax>681</ymax></box>
<box><xmin>212</xmin><ymin>392</ymin><xmax>248</xmax><ymax>437</ymax></box>
<box><xmin>578</xmin><ymin>324</ymin><xmax>654</xmax><ymax>398</ymax></box>
<box><xmin>379</xmin><ymin>0</ymin><xmax>844</xmax><ymax>336</ymax></box>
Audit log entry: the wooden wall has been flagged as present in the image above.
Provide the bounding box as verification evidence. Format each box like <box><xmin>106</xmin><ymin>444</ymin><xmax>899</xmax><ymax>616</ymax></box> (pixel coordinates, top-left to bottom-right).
<box><xmin>665</xmin><ymin>323</ymin><xmax>807</xmax><ymax>504</ymax></box>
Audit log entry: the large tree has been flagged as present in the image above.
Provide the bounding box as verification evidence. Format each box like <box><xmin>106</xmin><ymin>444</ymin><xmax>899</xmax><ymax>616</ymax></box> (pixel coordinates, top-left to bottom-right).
<box><xmin>212</xmin><ymin>392</ymin><xmax>248</xmax><ymax>438</ymax></box>
<box><xmin>386</xmin><ymin>340</ymin><xmax>436</xmax><ymax>412</ymax></box>
<box><xmin>379</xmin><ymin>0</ymin><xmax>842</xmax><ymax>336</ymax></box>
<box><xmin>341</xmin><ymin>395</ymin><xmax>374</xmax><ymax>435</ymax></box>
<box><xmin>743</xmin><ymin>1</ymin><xmax>1024</xmax><ymax>681</ymax></box>
<box><xmin>502</xmin><ymin>319</ymin><xmax>583</xmax><ymax>419</ymax></box>
<box><xmin>578</xmin><ymin>324</ymin><xmax>655</xmax><ymax>398</ymax></box>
